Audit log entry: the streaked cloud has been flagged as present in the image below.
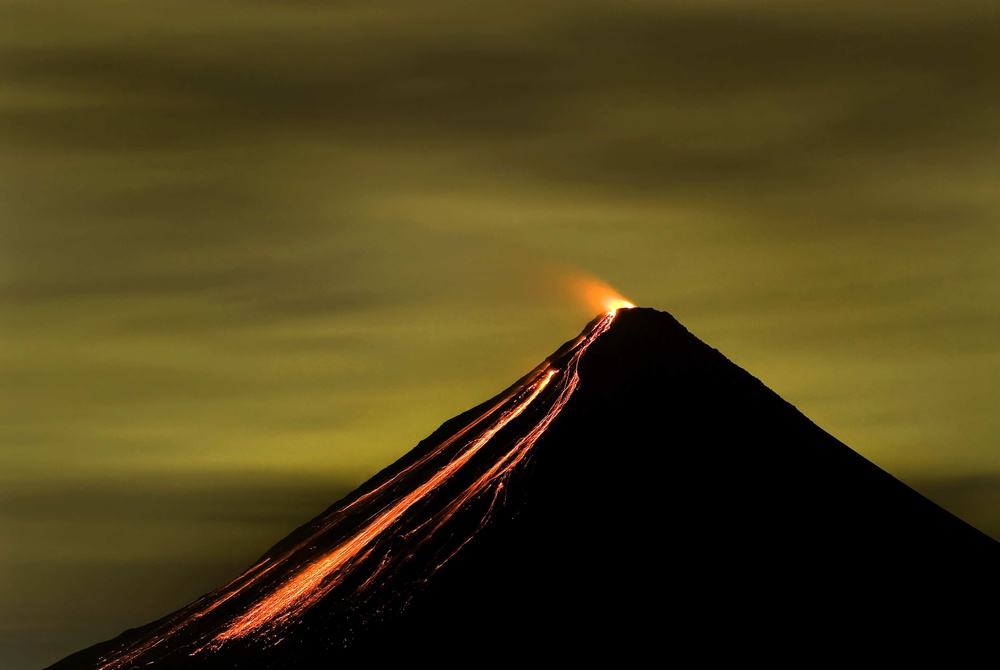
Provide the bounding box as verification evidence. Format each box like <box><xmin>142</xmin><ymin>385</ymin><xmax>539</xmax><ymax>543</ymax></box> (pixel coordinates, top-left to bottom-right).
<box><xmin>2</xmin><ymin>2</ymin><xmax>999</xmax><ymax>667</ymax></box>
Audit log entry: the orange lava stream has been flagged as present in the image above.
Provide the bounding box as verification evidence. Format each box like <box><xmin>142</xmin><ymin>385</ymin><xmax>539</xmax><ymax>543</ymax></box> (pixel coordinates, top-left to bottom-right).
<box><xmin>95</xmin><ymin>383</ymin><xmax>528</xmax><ymax>669</ymax></box>
<box><xmin>211</xmin><ymin>369</ymin><xmax>558</xmax><ymax>643</ymax></box>
<box><xmin>406</xmin><ymin>312</ymin><xmax>615</xmax><ymax>565</ymax></box>
<box><xmin>94</xmin><ymin>308</ymin><xmax>624</xmax><ymax>668</ymax></box>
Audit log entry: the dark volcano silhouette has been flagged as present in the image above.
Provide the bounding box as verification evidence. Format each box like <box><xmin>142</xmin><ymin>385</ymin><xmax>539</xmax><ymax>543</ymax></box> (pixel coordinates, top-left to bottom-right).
<box><xmin>50</xmin><ymin>307</ymin><xmax>998</xmax><ymax>668</ymax></box>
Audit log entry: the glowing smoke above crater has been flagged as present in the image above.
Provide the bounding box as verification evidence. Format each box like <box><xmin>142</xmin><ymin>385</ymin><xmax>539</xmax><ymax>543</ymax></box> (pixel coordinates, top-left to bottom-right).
<box><xmin>561</xmin><ymin>271</ymin><xmax>635</xmax><ymax>315</ymax></box>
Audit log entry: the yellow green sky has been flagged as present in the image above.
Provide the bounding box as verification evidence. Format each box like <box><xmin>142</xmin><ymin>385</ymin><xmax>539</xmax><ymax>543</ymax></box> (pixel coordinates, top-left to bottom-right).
<box><xmin>3</xmin><ymin>2</ymin><xmax>999</xmax><ymax>667</ymax></box>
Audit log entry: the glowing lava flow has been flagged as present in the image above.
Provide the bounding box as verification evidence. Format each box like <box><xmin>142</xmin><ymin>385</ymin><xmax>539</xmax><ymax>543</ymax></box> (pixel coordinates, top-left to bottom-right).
<box><xmin>211</xmin><ymin>370</ymin><xmax>558</xmax><ymax>643</ymax></box>
<box><xmin>94</xmin><ymin>308</ymin><xmax>626</xmax><ymax>669</ymax></box>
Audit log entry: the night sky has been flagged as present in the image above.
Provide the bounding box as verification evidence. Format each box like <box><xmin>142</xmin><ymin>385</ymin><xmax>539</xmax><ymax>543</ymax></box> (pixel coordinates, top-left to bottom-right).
<box><xmin>3</xmin><ymin>2</ymin><xmax>1000</xmax><ymax>668</ymax></box>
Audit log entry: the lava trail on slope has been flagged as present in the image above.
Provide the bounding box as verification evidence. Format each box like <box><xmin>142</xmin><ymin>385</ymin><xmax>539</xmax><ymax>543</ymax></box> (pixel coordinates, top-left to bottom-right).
<box><xmin>84</xmin><ymin>310</ymin><xmax>623</xmax><ymax>669</ymax></box>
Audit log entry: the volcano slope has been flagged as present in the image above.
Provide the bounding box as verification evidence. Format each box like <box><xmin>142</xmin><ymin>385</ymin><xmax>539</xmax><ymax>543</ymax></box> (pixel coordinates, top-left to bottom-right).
<box><xmin>50</xmin><ymin>307</ymin><xmax>999</xmax><ymax>668</ymax></box>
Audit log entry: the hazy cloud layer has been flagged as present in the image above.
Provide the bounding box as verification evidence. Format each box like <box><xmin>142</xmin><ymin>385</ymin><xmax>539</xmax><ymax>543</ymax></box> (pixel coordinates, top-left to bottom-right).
<box><xmin>3</xmin><ymin>2</ymin><xmax>999</xmax><ymax>667</ymax></box>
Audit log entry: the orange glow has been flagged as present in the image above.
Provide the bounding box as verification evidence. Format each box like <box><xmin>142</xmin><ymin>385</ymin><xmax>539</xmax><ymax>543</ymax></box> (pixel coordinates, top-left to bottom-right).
<box><xmin>560</xmin><ymin>270</ymin><xmax>635</xmax><ymax>315</ymax></box>
<box><xmin>605</xmin><ymin>297</ymin><xmax>636</xmax><ymax>312</ymax></box>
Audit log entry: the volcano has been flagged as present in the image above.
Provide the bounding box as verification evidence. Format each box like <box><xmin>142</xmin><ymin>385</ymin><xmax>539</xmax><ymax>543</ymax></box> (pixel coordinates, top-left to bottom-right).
<box><xmin>49</xmin><ymin>307</ymin><xmax>999</xmax><ymax>668</ymax></box>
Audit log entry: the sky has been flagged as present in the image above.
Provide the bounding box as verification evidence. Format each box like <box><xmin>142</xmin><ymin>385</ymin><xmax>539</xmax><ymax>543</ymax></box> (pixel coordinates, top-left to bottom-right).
<box><xmin>2</xmin><ymin>1</ymin><xmax>999</xmax><ymax>667</ymax></box>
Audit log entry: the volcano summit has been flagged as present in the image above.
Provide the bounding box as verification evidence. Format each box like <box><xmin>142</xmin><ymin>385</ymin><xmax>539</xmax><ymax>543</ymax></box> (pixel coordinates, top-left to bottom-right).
<box><xmin>50</xmin><ymin>307</ymin><xmax>999</xmax><ymax>667</ymax></box>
